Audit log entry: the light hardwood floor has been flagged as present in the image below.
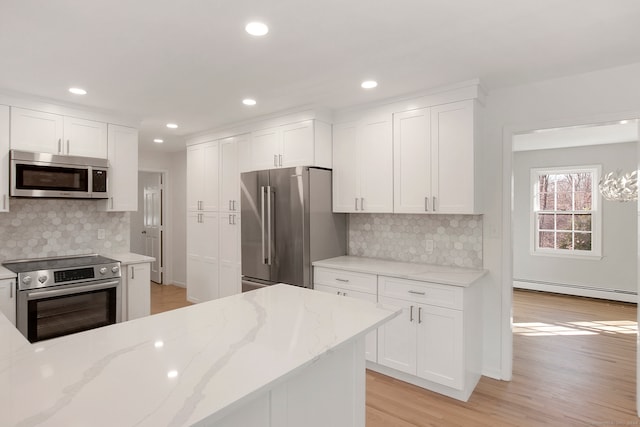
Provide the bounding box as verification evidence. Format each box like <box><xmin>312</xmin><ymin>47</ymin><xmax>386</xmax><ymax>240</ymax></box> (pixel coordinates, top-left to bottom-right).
<box><xmin>150</xmin><ymin>285</ymin><xmax>638</xmax><ymax>426</ymax></box>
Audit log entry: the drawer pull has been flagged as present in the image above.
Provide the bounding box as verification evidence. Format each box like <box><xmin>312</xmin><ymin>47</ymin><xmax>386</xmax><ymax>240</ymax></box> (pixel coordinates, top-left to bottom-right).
<box><xmin>335</xmin><ymin>278</ymin><xmax>349</xmax><ymax>283</ymax></box>
<box><xmin>409</xmin><ymin>305</ymin><xmax>414</xmax><ymax>322</ymax></box>
<box><xmin>418</xmin><ymin>307</ymin><xmax>422</xmax><ymax>324</ymax></box>
<box><xmin>408</xmin><ymin>290</ymin><xmax>426</xmax><ymax>295</ymax></box>
<box><xmin>337</xmin><ymin>291</ymin><xmax>342</xmax><ymax>296</ymax></box>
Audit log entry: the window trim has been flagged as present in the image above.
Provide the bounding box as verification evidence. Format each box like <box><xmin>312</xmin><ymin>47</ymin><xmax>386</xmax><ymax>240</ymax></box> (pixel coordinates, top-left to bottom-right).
<box><xmin>529</xmin><ymin>165</ymin><xmax>602</xmax><ymax>259</ymax></box>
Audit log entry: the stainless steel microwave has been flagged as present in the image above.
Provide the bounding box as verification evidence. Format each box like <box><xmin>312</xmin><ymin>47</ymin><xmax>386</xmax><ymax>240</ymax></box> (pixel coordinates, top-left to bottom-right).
<box><xmin>10</xmin><ymin>150</ymin><xmax>109</xmax><ymax>199</ymax></box>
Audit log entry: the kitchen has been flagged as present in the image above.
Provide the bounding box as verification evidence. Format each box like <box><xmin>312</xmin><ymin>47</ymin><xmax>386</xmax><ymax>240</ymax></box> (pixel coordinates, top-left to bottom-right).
<box><xmin>1</xmin><ymin>1</ymin><xmax>640</xmax><ymax>426</ymax></box>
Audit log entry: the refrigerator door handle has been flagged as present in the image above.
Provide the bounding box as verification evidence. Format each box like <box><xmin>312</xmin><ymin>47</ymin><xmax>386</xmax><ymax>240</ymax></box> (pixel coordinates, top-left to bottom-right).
<box><xmin>266</xmin><ymin>185</ymin><xmax>273</xmax><ymax>265</ymax></box>
<box><xmin>261</xmin><ymin>186</ymin><xmax>267</xmax><ymax>264</ymax></box>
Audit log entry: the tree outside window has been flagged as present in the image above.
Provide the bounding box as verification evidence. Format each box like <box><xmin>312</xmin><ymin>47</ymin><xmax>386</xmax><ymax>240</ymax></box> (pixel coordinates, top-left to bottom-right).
<box><xmin>531</xmin><ymin>166</ymin><xmax>601</xmax><ymax>257</ymax></box>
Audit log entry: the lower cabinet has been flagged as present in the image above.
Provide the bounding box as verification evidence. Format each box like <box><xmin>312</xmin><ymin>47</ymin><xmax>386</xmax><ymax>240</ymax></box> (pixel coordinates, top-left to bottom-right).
<box><xmin>122</xmin><ymin>263</ymin><xmax>151</xmax><ymax>321</ymax></box>
<box><xmin>0</xmin><ymin>278</ymin><xmax>16</xmax><ymax>325</ymax></box>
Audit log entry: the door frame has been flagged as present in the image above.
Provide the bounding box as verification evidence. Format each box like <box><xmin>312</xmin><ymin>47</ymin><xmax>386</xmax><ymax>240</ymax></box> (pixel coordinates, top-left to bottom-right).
<box><xmin>501</xmin><ymin>110</ymin><xmax>640</xmax><ymax>408</ymax></box>
<box><xmin>137</xmin><ymin>168</ymin><xmax>169</xmax><ymax>285</ymax></box>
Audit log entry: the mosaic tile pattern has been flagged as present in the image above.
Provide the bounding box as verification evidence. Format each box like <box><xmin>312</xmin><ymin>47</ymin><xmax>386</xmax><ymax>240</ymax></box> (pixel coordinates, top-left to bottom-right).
<box><xmin>349</xmin><ymin>213</ymin><xmax>483</xmax><ymax>268</ymax></box>
<box><xmin>0</xmin><ymin>199</ymin><xmax>129</xmax><ymax>260</ymax></box>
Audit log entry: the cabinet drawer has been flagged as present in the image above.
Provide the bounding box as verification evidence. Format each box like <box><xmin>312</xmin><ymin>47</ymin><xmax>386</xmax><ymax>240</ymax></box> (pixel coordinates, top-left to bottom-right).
<box><xmin>313</xmin><ymin>267</ymin><xmax>377</xmax><ymax>294</ymax></box>
<box><xmin>379</xmin><ymin>276</ymin><xmax>462</xmax><ymax>310</ymax></box>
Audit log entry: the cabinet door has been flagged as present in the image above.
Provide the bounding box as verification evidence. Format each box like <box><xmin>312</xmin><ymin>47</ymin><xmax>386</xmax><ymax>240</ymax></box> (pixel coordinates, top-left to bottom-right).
<box><xmin>202</xmin><ymin>141</ymin><xmax>220</xmax><ymax>211</ymax></box>
<box><xmin>377</xmin><ymin>296</ymin><xmax>416</xmax><ymax>375</ymax></box>
<box><xmin>280</xmin><ymin>120</ymin><xmax>314</xmax><ymax>167</ymax></box>
<box><xmin>219</xmin><ymin>213</ymin><xmax>241</xmax><ymax>298</ymax></box>
<box><xmin>251</xmin><ymin>127</ymin><xmax>280</xmax><ymax>170</ymax></box>
<box><xmin>237</xmin><ymin>133</ymin><xmax>252</xmax><ymax>173</ymax></box>
<box><xmin>0</xmin><ymin>279</ymin><xmax>16</xmax><ymax>326</ymax></box>
<box><xmin>10</xmin><ymin>107</ymin><xmax>63</xmax><ymax>154</ymax></box>
<box><xmin>0</xmin><ymin>105</ymin><xmax>9</xmax><ymax>212</ymax></box>
<box><xmin>126</xmin><ymin>263</ymin><xmax>151</xmax><ymax>320</ymax></box>
<box><xmin>332</xmin><ymin>121</ymin><xmax>359</xmax><ymax>213</ymax></box>
<box><xmin>220</xmin><ymin>137</ymin><xmax>240</xmax><ymax>212</ymax></box>
<box><xmin>359</xmin><ymin>116</ymin><xmax>393</xmax><ymax>213</ymax></box>
<box><xmin>393</xmin><ymin>108</ymin><xmax>432</xmax><ymax>213</ymax></box>
<box><xmin>431</xmin><ymin>100</ymin><xmax>475</xmax><ymax>213</ymax></box>
<box><xmin>187</xmin><ymin>144</ymin><xmax>205</xmax><ymax>211</ymax></box>
<box><xmin>187</xmin><ymin>211</ymin><xmax>219</xmax><ymax>302</ymax></box>
<box><xmin>416</xmin><ymin>304</ymin><xmax>464</xmax><ymax>389</ymax></box>
<box><xmin>63</xmin><ymin>116</ymin><xmax>108</xmax><ymax>158</ymax></box>
<box><xmin>101</xmin><ymin>125</ymin><xmax>138</xmax><ymax>211</ymax></box>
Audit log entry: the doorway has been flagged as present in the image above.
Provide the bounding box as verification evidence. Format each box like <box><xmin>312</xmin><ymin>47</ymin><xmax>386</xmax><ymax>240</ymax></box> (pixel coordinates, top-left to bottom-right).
<box><xmin>130</xmin><ymin>171</ymin><xmax>164</xmax><ymax>284</ymax></box>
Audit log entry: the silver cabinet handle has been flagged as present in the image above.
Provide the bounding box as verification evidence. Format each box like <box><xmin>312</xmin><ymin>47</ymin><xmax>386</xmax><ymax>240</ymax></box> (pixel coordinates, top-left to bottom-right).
<box><xmin>361</xmin><ymin>197</ymin><xmax>364</xmax><ymax>211</ymax></box>
<box><xmin>418</xmin><ymin>307</ymin><xmax>422</xmax><ymax>323</ymax></box>
<box><xmin>433</xmin><ymin>196</ymin><xmax>437</xmax><ymax>212</ymax></box>
<box><xmin>335</xmin><ymin>278</ymin><xmax>349</xmax><ymax>283</ymax></box>
<box><xmin>409</xmin><ymin>305</ymin><xmax>414</xmax><ymax>322</ymax></box>
<box><xmin>343</xmin><ymin>292</ymin><xmax>348</xmax><ymax>297</ymax></box>
<box><xmin>425</xmin><ymin>196</ymin><xmax>429</xmax><ymax>212</ymax></box>
<box><xmin>10</xmin><ymin>281</ymin><xmax>13</xmax><ymax>299</ymax></box>
<box><xmin>229</xmin><ymin>214</ymin><xmax>232</xmax><ymax>224</ymax></box>
<box><xmin>2</xmin><ymin>194</ymin><xmax>6</xmax><ymax>210</ymax></box>
<box><xmin>110</xmin><ymin>197</ymin><xmax>114</xmax><ymax>209</ymax></box>
<box><xmin>233</xmin><ymin>200</ymin><xmax>237</xmax><ymax>211</ymax></box>
<box><xmin>58</xmin><ymin>138</ymin><xmax>61</xmax><ymax>153</ymax></box>
<box><xmin>355</xmin><ymin>198</ymin><xmax>358</xmax><ymax>211</ymax></box>
<box><xmin>229</xmin><ymin>200</ymin><xmax>232</xmax><ymax>211</ymax></box>
<box><xmin>279</xmin><ymin>154</ymin><xmax>282</xmax><ymax>167</ymax></box>
<box><xmin>408</xmin><ymin>290</ymin><xmax>426</xmax><ymax>295</ymax></box>
<box><xmin>274</xmin><ymin>155</ymin><xmax>278</xmax><ymax>167</ymax></box>
<box><xmin>131</xmin><ymin>267</ymin><xmax>135</xmax><ymax>280</ymax></box>
<box><xmin>67</xmin><ymin>139</ymin><xmax>70</xmax><ymax>154</ymax></box>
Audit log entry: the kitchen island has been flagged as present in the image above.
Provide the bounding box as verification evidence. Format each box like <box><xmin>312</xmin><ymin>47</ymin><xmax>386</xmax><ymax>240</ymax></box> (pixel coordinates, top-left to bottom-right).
<box><xmin>0</xmin><ymin>284</ymin><xmax>398</xmax><ymax>427</ymax></box>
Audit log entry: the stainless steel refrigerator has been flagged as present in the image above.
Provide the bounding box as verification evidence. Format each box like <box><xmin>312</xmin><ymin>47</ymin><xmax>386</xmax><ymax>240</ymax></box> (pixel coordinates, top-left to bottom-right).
<box><xmin>241</xmin><ymin>166</ymin><xmax>346</xmax><ymax>291</ymax></box>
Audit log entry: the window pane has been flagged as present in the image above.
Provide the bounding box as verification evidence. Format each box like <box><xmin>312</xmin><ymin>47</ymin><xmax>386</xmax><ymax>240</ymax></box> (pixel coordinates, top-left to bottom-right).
<box><xmin>574</xmin><ymin>233</ymin><xmax>592</xmax><ymax>251</ymax></box>
<box><xmin>574</xmin><ymin>173</ymin><xmax>592</xmax><ymax>193</ymax></box>
<box><xmin>538</xmin><ymin>214</ymin><xmax>554</xmax><ymax>230</ymax></box>
<box><xmin>539</xmin><ymin>231</ymin><xmax>555</xmax><ymax>249</ymax></box>
<box><xmin>574</xmin><ymin>192</ymin><xmax>592</xmax><ymax>211</ymax></box>
<box><xmin>556</xmin><ymin>232</ymin><xmax>573</xmax><ymax>249</ymax></box>
<box><xmin>538</xmin><ymin>192</ymin><xmax>554</xmax><ymax>210</ymax></box>
<box><xmin>556</xmin><ymin>175</ymin><xmax>573</xmax><ymax>194</ymax></box>
<box><xmin>556</xmin><ymin>214</ymin><xmax>572</xmax><ymax>230</ymax></box>
<box><xmin>556</xmin><ymin>192</ymin><xmax>572</xmax><ymax>211</ymax></box>
<box><xmin>574</xmin><ymin>214</ymin><xmax>591</xmax><ymax>231</ymax></box>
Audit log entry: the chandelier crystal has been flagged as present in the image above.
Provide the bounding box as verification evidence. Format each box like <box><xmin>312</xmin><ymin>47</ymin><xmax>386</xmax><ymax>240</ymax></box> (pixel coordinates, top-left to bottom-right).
<box><xmin>598</xmin><ymin>169</ymin><xmax>638</xmax><ymax>202</ymax></box>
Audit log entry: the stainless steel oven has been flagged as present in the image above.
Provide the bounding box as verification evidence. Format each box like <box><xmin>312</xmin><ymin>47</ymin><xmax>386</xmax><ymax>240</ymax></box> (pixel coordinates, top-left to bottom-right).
<box><xmin>3</xmin><ymin>255</ymin><xmax>121</xmax><ymax>343</ymax></box>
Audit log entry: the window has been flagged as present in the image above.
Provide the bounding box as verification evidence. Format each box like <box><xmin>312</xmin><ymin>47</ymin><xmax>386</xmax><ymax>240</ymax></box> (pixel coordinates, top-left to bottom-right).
<box><xmin>531</xmin><ymin>166</ymin><xmax>601</xmax><ymax>257</ymax></box>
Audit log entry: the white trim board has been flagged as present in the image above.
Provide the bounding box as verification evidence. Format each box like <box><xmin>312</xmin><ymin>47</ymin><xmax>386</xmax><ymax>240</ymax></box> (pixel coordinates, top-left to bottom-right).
<box><xmin>513</xmin><ymin>280</ymin><xmax>637</xmax><ymax>303</ymax></box>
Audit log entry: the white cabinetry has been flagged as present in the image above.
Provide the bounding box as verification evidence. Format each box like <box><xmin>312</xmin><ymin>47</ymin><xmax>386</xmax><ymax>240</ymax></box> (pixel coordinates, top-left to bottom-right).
<box><xmin>220</xmin><ymin>135</ymin><xmax>246</xmax><ymax>213</ymax></box>
<box><xmin>313</xmin><ymin>267</ymin><xmax>378</xmax><ymax>362</ymax></box>
<box><xmin>0</xmin><ymin>105</ymin><xmax>10</xmax><ymax>212</ymax></box>
<box><xmin>332</xmin><ymin>115</ymin><xmax>393</xmax><ymax>213</ymax></box>
<box><xmin>219</xmin><ymin>213</ymin><xmax>241</xmax><ymax>298</ymax></box>
<box><xmin>250</xmin><ymin>120</ymin><xmax>331</xmax><ymax>171</ymax></box>
<box><xmin>98</xmin><ymin>125</ymin><xmax>138</xmax><ymax>212</ymax></box>
<box><xmin>0</xmin><ymin>278</ymin><xmax>16</xmax><ymax>325</ymax></box>
<box><xmin>121</xmin><ymin>262</ymin><xmax>151</xmax><ymax>321</ymax></box>
<box><xmin>187</xmin><ymin>141</ymin><xmax>219</xmax><ymax>212</ymax></box>
<box><xmin>187</xmin><ymin>211</ymin><xmax>220</xmax><ymax>303</ymax></box>
<box><xmin>393</xmin><ymin>100</ymin><xmax>479</xmax><ymax>214</ymax></box>
<box><xmin>10</xmin><ymin>107</ymin><xmax>107</xmax><ymax>158</ymax></box>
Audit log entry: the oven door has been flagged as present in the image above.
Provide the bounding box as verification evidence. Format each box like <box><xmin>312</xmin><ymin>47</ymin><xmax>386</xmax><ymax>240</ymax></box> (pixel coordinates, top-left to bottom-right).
<box><xmin>16</xmin><ymin>279</ymin><xmax>121</xmax><ymax>343</ymax></box>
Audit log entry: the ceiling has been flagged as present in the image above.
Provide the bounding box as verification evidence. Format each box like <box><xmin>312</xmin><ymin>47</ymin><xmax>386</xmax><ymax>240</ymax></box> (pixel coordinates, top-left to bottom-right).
<box><xmin>2</xmin><ymin>1</ymin><xmax>640</xmax><ymax>152</ymax></box>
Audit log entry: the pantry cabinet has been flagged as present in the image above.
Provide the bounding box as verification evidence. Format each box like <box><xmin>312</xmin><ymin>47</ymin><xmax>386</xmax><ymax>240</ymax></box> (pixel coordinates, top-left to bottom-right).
<box><xmin>187</xmin><ymin>211</ymin><xmax>220</xmax><ymax>303</ymax></box>
<box><xmin>219</xmin><ymin>213</ymin><xmax>241</xmax><ymax>298</ymax></box>
<box><xmin>250</xmin><ymin>120</ymin><xmax>331</xmax><ymax>171</ymax></box>
<box><xmin>0</xmin><ymin>105</ymin><xmax>9</xmax><ymax>212</ymax></box>
<box><xmin>0</xmin><ymin>278</ymin><xmax>16</xmax><ymax>326</ymax></box>
<box><xmin>121</xmin><ymin>262</ymin><xmax>151</xmax><ymax>321</ymax></box>
<box><xmin>393</xmin><ymin>100</ymin><xmax>479</xmax><ymax>214</ymax></box>
<box><xmin>10</xmin><ymin>107</ymin><xmax>107</xmax><ymax>158</ymax></box>
<box><xmin>98</xmin><ymin>124</ymin><xmax>138</xmax><ymax>212</ymax></box>
<box><xmin>187</xmin><ymin>140</ymin><xmax>219</xmax><ymax>212</ymax></box>
<box><xmin>332</xmin><ymin>115</ymin><xmax>393</xmax><ymax>213</ymax></box>
<box><xmin>220</xmin><ymin>135</ymin><xmax>248</xmax><ymax>213</ymax></box>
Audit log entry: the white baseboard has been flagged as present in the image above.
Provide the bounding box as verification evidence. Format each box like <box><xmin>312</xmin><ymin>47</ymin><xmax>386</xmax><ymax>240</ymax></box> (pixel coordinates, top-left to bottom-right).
<box><xmin>171</xmin><ymin>281</ymin><xmax>186</xmax><ymax>288</ymax></box>
<box><xmin>513</xmin><ymin>280</ymin><xmax>637</xmax><ymax>303</ymax></box>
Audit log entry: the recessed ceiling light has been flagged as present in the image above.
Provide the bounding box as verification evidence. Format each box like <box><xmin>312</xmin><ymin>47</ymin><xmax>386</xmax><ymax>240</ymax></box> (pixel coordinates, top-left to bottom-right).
<box><xmin>166</xmin><ymin>123</ymin><xmax>178</xmax><ymax>129</ymax></box>
<box><xmin>245</xmin><ymin>21</ymin><xmax>269</xmax><ymax>36</ymax></box>
<box><xmin>68</xmin><ymin>87</ymin><xmax>87</xmax><ymax>95</ymax></box>
<box><xmin>620</xmin><ymin>120</ymin><xmax>629</xmax><ymax>124</ymax></box>
<box><xmin>361</xmin><ymin>80</ymin><xmax>378</xmax><ymax>89</ymax></box>
<box><xmin>242</xmin><ymin>98</ymin><xmax>257</xmax><ymax>106</ymax></box>
<box><xmin>153</xmin><ymin>139</ymin><xmax>164</xmax><ymax>144</ymax></box>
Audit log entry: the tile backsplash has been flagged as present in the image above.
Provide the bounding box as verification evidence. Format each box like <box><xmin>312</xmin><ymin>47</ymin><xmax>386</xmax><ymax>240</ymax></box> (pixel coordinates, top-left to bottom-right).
<box><xmin>0</xmin><ymin>199</ymin><xmax>129</xmax><ymax>260</ymax></box>
<box><xmin>349</xmin><ymin>213</ymin><xmax>483</xmax><ymax>268</ymax></box>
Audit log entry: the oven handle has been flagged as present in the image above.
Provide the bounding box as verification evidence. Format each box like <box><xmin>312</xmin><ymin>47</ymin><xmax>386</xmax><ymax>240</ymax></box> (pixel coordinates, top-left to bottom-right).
<box><xmin>25</xmin><ymin>280</ymin><xmax>120</xmax><ymax>301</ymax></box>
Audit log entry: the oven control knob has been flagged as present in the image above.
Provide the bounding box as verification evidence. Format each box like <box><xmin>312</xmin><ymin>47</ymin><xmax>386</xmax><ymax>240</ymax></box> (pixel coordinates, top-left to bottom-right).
<box><xmin>22</xmin><ymin>275</ymin><xmax>32</xmax><ymax>285</ymax></box>
<box><xmin>99</xmin><ymin>267</ymin><xmax>107</xmax><ymax>275</ymax></box>
<box><xmin>38</xmin><ymin>275</ymin><xmax>48</xmax><ymax>284</ymax></box>
<box><xmin>111</xmin><ymin>266</ymin><xmax>120</xmax><ymax>274</ymax></box>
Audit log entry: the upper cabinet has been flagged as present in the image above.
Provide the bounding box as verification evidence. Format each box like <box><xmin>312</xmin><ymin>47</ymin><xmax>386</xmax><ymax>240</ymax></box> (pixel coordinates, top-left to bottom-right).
<box><xmin>0</xmin><ymin>105</ymin><xmax>10</xmax><ymax>212</ymax></box>
<box><xmin>332</xmin><ymin>114</ymin><xmax>393</xmax><ymax>213</ymax></box>
<box><xmin>10</xmin><ymin>107</ymin><xmax>107</xmax><ymax>158</ymax></box>
<box><xmin>393</xmin><ymin>100</ymin><xmax>479</xmax><ymax>214</ymax></box>
<box><xmin>250</xmin><ymin>119</ymin><xmax>331</xmax><ymax>171</ymax></box>
<box><xmin>98</xmin><ymin>124</ymin><xmax>138</xmax><ymax>212</ymax></box>
<box><xmin>220</xmin><ymin>134</ymin><xmax>249</xmax><ymax>213</ymax></box>
<box><xmin>186</xmin><ymin>140</ymin><xmax>219</xmax><ymax>212</ymax></box>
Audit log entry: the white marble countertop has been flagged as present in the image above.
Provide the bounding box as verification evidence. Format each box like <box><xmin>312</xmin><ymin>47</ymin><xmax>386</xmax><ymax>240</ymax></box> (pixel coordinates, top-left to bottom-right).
<box><xmin>0</xmin><ymin>284</ymin><xmax>398</xmax><ymax>427</ymax></box>
<box><xmin>0</xmin><ymin>265</ymin><xmax>16</xmax><ymax>280</ymax></box>
<box><xmin>313</xmin><ymin>256</ymin><xmax>487</xmax><ymax>287</ymax></box>
<box><xmin>104</xmin><ymin>252</ymin><xmax>155</xmax><ymax>265</ymax></box>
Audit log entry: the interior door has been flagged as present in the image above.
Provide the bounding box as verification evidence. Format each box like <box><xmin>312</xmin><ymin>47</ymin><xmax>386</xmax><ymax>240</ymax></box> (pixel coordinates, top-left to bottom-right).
<box><xmin>141</xmin><ymin>171</ymin><xmax>162</xmax><ymax>283</ymax></box>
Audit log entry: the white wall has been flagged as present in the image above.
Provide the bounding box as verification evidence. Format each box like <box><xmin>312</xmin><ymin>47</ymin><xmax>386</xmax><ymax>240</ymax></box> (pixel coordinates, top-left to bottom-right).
<box><xmin>513</xmin><ymin>143</ymin><xmax>637</xmax><ymax>298</ymax></box>
<box><xmin>482</xmin><ymin>61</ymin><xmax>640</xmax><ymax>380</ymax></box>
<box><xmin>138</xmin><ymin>149</ymin><xmax>187</xmax><ymax>287</ymax></box>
